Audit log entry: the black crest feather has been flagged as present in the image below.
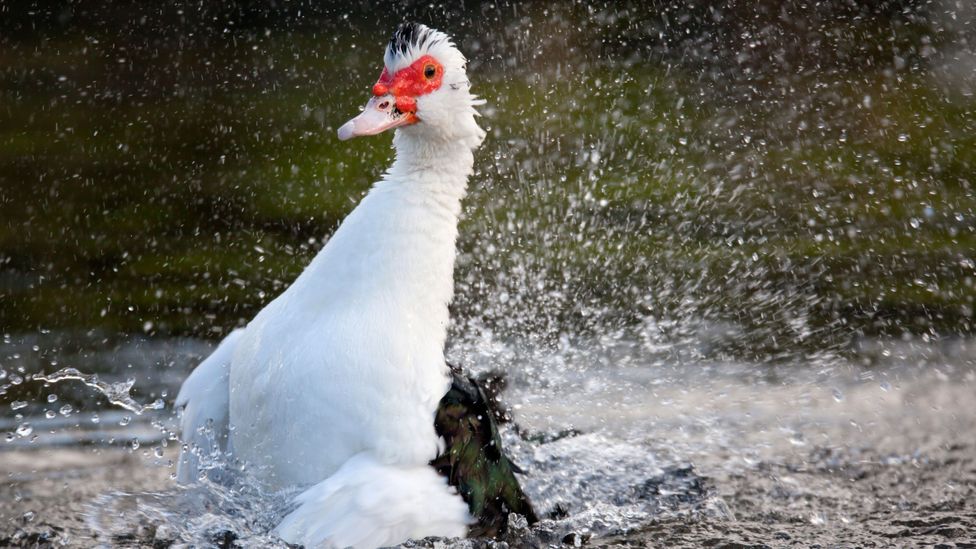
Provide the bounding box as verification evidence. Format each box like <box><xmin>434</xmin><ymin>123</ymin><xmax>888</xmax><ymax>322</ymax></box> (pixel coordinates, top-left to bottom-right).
<box><xmin>388</xmin><ymin>22</ymin><xmax>445</xmax><ymax>59</ymax></box>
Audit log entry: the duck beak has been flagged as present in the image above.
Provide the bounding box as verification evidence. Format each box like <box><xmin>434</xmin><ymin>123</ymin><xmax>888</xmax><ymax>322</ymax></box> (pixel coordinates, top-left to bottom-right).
<box><xmin>337</xmin><ymin>95</ymin><xmax>417</xmax><ymax>141</ymax></box>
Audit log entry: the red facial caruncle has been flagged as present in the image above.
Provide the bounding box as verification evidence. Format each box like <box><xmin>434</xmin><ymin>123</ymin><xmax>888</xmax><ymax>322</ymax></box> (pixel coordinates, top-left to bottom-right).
<box><xmin>372</xmin><ymin>55</ymin><xmax>444</xmax><ymax>115</ymax></box>
<box><xmin>337</xmin><ymin>53</ymin><xmax>445</xmax><ymax>141</ymax></box>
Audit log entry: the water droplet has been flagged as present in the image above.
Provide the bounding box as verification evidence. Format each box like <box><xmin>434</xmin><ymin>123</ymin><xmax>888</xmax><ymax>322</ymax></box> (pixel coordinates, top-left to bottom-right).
<box><xmin>832</xmin><ymin>388</ymin><xmax>844</xmax><ymax>402</ymax></box>
<box><xmin>46</xmin><ymin>394</ymin><xmax>58</xmax><ymax>403</ymax></box>
<box><xmin>31</xmin><ymin>367</ymin><xmax>156</xmax><ymax>414</ymax></box>
<box><xmin>59</xmin><ymin>404</ymin><xmax>73</xmax><ymax>416</ymax></box>
<box><xmin>90</xmin><ymin>413</ymin><xmax>100</xmax><ymax>424</ymax></box>
<box><xmin>10</xmin><ymin>401</ymin><xmax>28</xmax><ymax>411</ymax></box>
<box><xmin>45</xmin><ymin>410</ymin><xmax>56</xmax><ymax>419</ymax></box>
<box><xmin>119</xmin><ymin>415</ymin><xmax>131</xmax><ymax>426</ymax></box>
<box><xmin>15</xmin><ymin>423</ymin><xmax>33</xmax><ymax>437</ymax></box>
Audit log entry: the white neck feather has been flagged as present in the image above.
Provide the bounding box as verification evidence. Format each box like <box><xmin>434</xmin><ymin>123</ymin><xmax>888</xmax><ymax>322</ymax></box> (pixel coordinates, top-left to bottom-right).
<box><xmin>290</xmin><ymin>126</ymin><xmax>480</xmax><ymax>369</ymax></box>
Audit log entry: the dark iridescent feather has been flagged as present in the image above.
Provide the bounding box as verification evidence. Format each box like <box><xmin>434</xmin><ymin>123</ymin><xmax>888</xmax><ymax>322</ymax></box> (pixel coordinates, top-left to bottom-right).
<box><xmin>430</xmin><ymin>366</ymin><xmax>539</xmax><ymax>537</ymax></box>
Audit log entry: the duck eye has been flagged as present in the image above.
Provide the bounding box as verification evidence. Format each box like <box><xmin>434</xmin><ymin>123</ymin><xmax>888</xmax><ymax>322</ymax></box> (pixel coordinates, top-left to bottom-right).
<box><xmin>424</xmin><ymin>64</ymin><xmax>436</xmax><ymax>79</ymax></box>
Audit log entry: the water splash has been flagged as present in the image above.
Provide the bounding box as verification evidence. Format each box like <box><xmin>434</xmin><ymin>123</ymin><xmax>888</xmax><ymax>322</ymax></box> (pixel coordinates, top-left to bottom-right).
<box><xmin>31</xmin><ymin>367</ymin><xmax>164</xmax><ymax>415</ymax></box>
<box><xmin>84</xmin><ymin>429</ymin><xmax>732</xmax><ymax>548</ymax></box>
<box><xmin>86</xmin><ymin>477</ymin><xmax>294</xmax><ymax>548</ymax></box>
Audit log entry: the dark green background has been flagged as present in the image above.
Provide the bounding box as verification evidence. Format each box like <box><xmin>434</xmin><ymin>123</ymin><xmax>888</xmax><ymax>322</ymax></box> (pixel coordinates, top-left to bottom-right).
<box><xmin>2</xmin><ymin>1</ymin><xmax>974</xmax><ymax>359</ymax></box>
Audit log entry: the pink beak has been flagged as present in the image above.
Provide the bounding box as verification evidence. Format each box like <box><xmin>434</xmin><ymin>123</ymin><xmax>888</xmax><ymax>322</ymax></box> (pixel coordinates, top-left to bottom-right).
<box><xmin>337</xmin><ymin>95</ymin><xmax>417</xmax><ymax>141</ymax></box>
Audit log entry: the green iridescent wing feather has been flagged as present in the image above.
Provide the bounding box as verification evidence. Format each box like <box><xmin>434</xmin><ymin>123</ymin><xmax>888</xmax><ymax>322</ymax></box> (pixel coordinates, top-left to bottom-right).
<box><xmin>430</xmin><ymin>366</ymin><xmax>539</xmax><ymax>537</ymax></box>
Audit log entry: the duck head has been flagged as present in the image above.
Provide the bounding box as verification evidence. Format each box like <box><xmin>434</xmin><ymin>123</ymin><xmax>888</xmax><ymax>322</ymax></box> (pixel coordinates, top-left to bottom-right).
<box><xmin>339</xmin><ymin>23</ymin><xmax>484</xmax><ymax>147</ymax></box>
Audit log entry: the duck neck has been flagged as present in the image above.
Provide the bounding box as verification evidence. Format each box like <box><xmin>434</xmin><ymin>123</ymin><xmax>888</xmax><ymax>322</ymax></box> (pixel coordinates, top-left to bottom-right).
<box><xmin>389</xmin><ymin>131</ymin><xmax>477</xmax><ymax>197</ymax></box>
<box><xmin>374</xmin><ymin>133</ymin><xmax>476</xmax><ymax>325</ymax></box>
<box><xmin>299</xmin><ymin>130</ymin><xmax>478</xmax><ymax>360</ymax></box>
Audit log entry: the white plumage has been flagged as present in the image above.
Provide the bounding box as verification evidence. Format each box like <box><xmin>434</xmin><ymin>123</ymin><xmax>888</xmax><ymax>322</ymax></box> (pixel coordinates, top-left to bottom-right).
<box><xmin>174</xmin><ymin>328</ymin><xmax>241</xmax><ymax>484</ymax></box>
<box><xmin>175</xmin><ymin>23</ymin><xmax>486</xmax><ymax>549</ymax></box>
<box><xmin>273</xmin><ymin>453</ymin><xmax>471</xmax><ymax>548</ymax></box>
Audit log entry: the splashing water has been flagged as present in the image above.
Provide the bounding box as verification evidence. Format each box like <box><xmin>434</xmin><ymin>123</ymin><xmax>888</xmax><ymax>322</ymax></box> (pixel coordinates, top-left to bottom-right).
<box><xmin>87</xmin><ymin>476</ymin><xmax>295</xmax><ymax>548</ymax></box>
<box><xmin>31</xmin><ymin>368</ymin><xmax>165</xmax><ymax>415</ymax></box>
<box><xmin>86</xmin><ymin>415</ymin><xmax>734</xmax><ymax>547</ymax></box>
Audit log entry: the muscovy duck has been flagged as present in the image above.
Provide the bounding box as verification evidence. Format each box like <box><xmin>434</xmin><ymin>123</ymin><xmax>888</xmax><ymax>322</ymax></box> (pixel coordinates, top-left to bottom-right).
<box><xmin>175</xmin><ymin>22</ymin><xmax>536</xmax><ymax>549</ymax></box>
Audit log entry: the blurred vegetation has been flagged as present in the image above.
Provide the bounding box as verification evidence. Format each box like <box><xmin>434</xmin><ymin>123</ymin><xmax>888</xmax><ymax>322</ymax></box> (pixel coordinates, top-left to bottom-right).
<box><xmin>1</xmin><ymin>1</ymin><xmax>974</xmax><ymax>359</ymax></box>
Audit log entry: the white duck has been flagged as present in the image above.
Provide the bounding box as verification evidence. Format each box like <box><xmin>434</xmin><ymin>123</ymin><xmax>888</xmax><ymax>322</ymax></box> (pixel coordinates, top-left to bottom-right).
<box><xmin>175</xmin><ymin>23</ymin><xmax>535</xmax><ymax>549</ymax></box>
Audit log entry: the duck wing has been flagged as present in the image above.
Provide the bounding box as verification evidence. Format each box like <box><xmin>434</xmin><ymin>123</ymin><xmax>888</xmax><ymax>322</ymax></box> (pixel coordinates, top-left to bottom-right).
<box><xmin>175</xmin><ymin>328</ymin><xmax>244</xmax><ymax>484</ymax></box>
<box><xmin>431</xmin><ymin>366</ymin><xmax>539</xmax><ymax>537</ymax></box>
